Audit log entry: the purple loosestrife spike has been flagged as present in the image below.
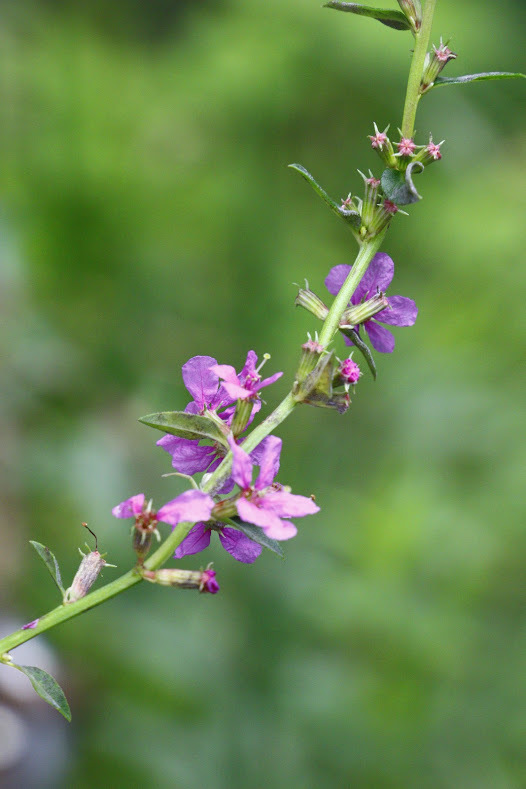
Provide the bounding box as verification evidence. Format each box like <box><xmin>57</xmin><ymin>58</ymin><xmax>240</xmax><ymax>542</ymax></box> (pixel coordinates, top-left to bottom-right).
<box><xmin>325</xmin><ymin>253</ymin><xmax>418</xmax><ymax>353</ymax></box>
<box><xmin>226</xmin><ymin>436</ymin><xmax>319</xmax><ymax>541</ymax></box>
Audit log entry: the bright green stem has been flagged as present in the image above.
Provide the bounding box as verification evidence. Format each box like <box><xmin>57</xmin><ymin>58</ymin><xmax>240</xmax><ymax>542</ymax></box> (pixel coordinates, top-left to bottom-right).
<box><xmin>318</xmin><ymin>233</ymin><xmax>386</xmax><ymax>346</ymax></box>
<box><xmin>401</xmin><ymin>0</ymin><xmax>437</xmax><ymax>138</ymax></box>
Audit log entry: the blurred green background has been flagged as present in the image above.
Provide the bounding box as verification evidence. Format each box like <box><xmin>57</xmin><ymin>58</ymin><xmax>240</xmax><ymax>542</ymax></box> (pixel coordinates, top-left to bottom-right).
<box><xmin>0</xmin><ymin>0</ymin><xmax>525</xmax><ymax>786</ymax></box>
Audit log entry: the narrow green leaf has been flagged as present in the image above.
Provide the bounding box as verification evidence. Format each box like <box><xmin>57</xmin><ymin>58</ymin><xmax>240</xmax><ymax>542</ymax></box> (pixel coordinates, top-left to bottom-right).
<box><xmin>223</xmin><ymin>518</ymin><xmax>284</xmax><ymax>557</ymax></box>
<box><xmin>434</xmin><ymin>71</ymin><xmax>525</xmax><ymax>88</ymax></box>
<box><xmin>139</xmin><ymin>411</ymin><xmax>228</xmax><ymax>445</ymax></box>
<box><xmin>339</xmin><ymin>327</ymin><xmax>377</xmax><ymax>379</ymax></box>
<box><xmin>14</xmin><ymin>664</ymin><xmax>71</xmax><ymax>721</ymax></box>
<box><xmin>381</xmin><ymin>162</ymin><xmax>423</xmax><ymax>206</ymax></box>
<box><xmin>324</xmin><ymin>2</ymin><xmax>411</xmax><ymax>31</ymax></box>
<box><xmin>288</xmin><ymin>164</ymin><xmax>361</xmax><ymax>229</ymax></box>
<box><xmin>29</xmin><ymin>541</ymin><xmax>65</xmax><ymax>594</ymax></box>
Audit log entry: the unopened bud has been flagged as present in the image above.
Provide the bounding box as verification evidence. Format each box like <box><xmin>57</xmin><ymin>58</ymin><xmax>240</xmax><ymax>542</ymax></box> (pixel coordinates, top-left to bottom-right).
<box><xmin>296</xmin><ymin>335</ymin><xmax>326</xmax><ymax>383</ymax></box>
<box><xmin>140</xmin><ymin>566</ymin><xmax>220</xmax><ymax>594</ymax></box>
<box><xmin>421</xmin><ymin>39</ymin><xmax>457</xmax><ymax>93</ymax></box>
<box><xmin>64</xmin><ymin>549</ymin><xmax>115</xmax><ymax>603</ymax></box>
<box><xmin>341</xmin><ymin>292</ymin><xmax>389</xmax><ymax>326</ymax></box>
<box><xmin>368</xmin><ymin>123</ymin><xmax>397</xmax><ymax>168</ymax></box>
<box><xmin>414</xmin><ymin>135</ymin><xmax>444</xmax><ymax>166</ymax></box>
<box><xmin>362</xmin><ymin>199</ymin><xmax>400</xmax><ymax>239</ymax></box>
<box><xmin>230</xmin><ymin>398</ymin><xmax>254</xmax><ymax>437</ymax></box>
<box><xmin>358</xmin><ymin>171</ymin><xmax>381</xmax><ymax>230</ymax></box>
<box><xmin>396</xmin><ymin>0</ymin><xmax>422</xmax><ymax>32</ymax></box>
<box><xmin>295</xmin><ymin>283</ymin><xmax>329</xmax><ymax>321</ymax></box>
<box><xmin>334</xmin><ymin>356</ymin><xmax>362</xmax><ymax>388</ymax></box>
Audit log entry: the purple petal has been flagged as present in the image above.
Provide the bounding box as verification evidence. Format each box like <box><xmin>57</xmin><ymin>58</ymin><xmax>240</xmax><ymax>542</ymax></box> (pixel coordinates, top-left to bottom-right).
<box><xmin>209</xmin><ymin>364</ymin><xmax>239</xmax><ymax>386</ymax></box>
<box><xmin>237</xmin><ymin>497</ymin><xmax>287</xmax><ymax>534</ymax></box>
<box><xmin>229</xmin><ymin>437</ymin><xmax>253</xmax><ymax>490</ymax></box>
<box><xmin>254</xmin><ymin>435</ymin><xmax>282</xmax><ymax>490</ymax></box>
<box><xmin>157</xmin><ymin>435</ymin><xmax>218</xmax><ymax>474</ymax></box>
<box><xmin>182</xmin><ymin>356</ymin><xmax>219</xmax><ymax>410</ymax></box>
<box><xmin>157</xmin><ymin>490</ymin><xmax>214</xmax><ymax>527</ymax></box>
<box><xmin>364</xmin><ymin>320</ymin><xmax>395</xmax><ymax>353</ymax></box>
<box><xmin>355</xmin><ymin>253</ymin><xmax>394</xmax><ymax>300</ymax></box>
<box><xmin>255</xmin><ymin>371</ymin><xmax>283</xmax><ymax>391</ymax></box>
<box><xmin>375</xmin><ymin>295</ymin><xmax>418</xmax><ymax>327</ymax></box>
<box><xmin>325</xmin><ymin>264</ymin><xmax>351</xmax><ymax>297</ymax></box>
<box><xmin>112</xmin><ymin>493</ymin><xmax>145</xmax><ymax>519</ymax></box>
<box><xmin>239</xmin><ymin>350</ymin><xmax>258</xmax><ymax>379</ymax></box>
<box><xmin>218</xmin><ymin>527</ymin><xmax>263</xmax><ymax>563</ymax></box>
<box><xmin>201</xmin><ymin>569</ymin><xmax>220</xmax><ymax>594</ymax></box>
<box><xmin>22</xmin><ymin>618</ymin><xmax>40</xmax><ymax>630</ymax></box>
<box><xmin>262</xmin><ymin>490</ymin><xmax>319</xmax><ymax>518</ymax></box>
<box><xmin>174</xmin><ymin>522</ymin><xmax>211</xmax><ymax>558</ymax></box>
<box><xmin>221</xmin><ymin>380</ymin><xmax>251</xmax><ymax>400</ymax></box>
<box><xmin>261</xmin><ymin>518</ymin><xmax>297</xmax><ymax>541</ymax></box>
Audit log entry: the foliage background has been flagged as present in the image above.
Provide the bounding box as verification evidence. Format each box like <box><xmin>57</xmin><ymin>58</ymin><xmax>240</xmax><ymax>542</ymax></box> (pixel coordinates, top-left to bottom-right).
<box><xmin>0</xmin><ymin>1</ymin><xmax>525</xmax><ymax>786</ymax></box>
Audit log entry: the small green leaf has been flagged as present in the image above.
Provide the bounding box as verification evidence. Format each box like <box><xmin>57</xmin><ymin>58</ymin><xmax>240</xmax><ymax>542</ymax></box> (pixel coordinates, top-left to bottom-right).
<box><xmin>434</xmin><ymin>71</ymin><xmax>525</xmax><ymax>88</ymax></box>
<box><xmin>288</xmin><ymin>164</ymin><xmax>361</xmax><ymax>229</ymax></box>
<box><xmin>139</xmin><ymin>411</ymin><xmax>228</xmax><ymax>445</ymax></box>
<box><xmin>14</xmin><ymin>664</ymin><xmax>71</xmax><ymax>721</ymax></box>
<box><xmin>29</xmin><ymin>541</ymin><xmax>65</xmax><ymax>594</ymax></box>
<box><xmin>339</xmin><ymin>327</ymin><xmax>377</xmax><ymax>380</ymax></box>
<box><xmin>324</xmin><ymin>2</ymin><xmax>411</xmax><ymax>31</ymax></box>
<box><xmin>223</xmin><ymin>518</ymin><xmax>284</xmax><ymax>557</ymax></box>
<box><xmin>381</xmin><ymin>162</ymin><xmax>423</xmax><ymax>206</ymax></box>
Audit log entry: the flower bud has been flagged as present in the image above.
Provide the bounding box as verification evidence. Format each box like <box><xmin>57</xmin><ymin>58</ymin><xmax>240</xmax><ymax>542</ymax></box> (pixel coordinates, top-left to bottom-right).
<box><xmin>64</xmin><ymin>549</ymin><xmax>115</xmax><ymax>603</ymax></box>
<box><xmin>140</xmin><ymin>566</ymin><xmax>220</xmax><ymax>594</ymax></box>
<box><xmin>396</xmin><ymin>0</ymin><xmax>422</xmax><ymax>32</ymax></box>
<box><xmin>296</xmin><ymin>335</ymin><xmax>326</xmax><ymax>383</ymax></box>
<box><xmin>421</xmin><ymin>39</ymin><xmax>457</xmax><ymax>94</ymax></box>
<box><xmin>334</xmin><ymin>356</ymin><xmax>361</xmax><ymax>388</ymax></box>
<box><xmin>414</xmin><ymin>135</ymin><xmax>444</xmax><ymax>166</ymax></box>
<box><xmin>340</xmin><ymin>292</ymin><xmax>390</xmax><ymax>327</ymax></box>
<box><xmin>230</xmin><ymin>398</ymin><xmax>254</xmax><ymax>436</ymax></box>
<box><xmin>362</xmin><ymin>199</ymin><xmax>400</xmax><ymax>239</ymax></box>
<box><xmin>368</xmin><ymin>123</ymin><xmax>397</xmax><ymax>168</ymax></box>
<box><xmin>358</xmin><ymin>171</ymin><xmax>381</xmax><ymax>230</ymax></box>
<box><xmin>294</xmin><ymin>351</ymin><xmax>350</xmax><ymax>413</ymax></box>
<box><xmin>295</xmin><ymin>283</ymin><xmax>329</xmax><ymax>321</ymax></box>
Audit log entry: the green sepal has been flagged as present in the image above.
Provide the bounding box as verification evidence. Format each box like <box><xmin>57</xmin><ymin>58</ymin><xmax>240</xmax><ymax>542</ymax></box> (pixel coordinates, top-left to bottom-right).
<box><xmin>138</xmin><ymin>411</ymin><xmax>228</xmax><ymax>446</ymax></box>
<box><xmin>434</xmin><ymin>71</ymin><xmax>525</xmax><ymax>88</ymax></box>
<box><xmin>288</xmin><ymin>164</ymin><xmax>361</xmax><ymax>229</ymax></box>
<box><xmin>339</xmin><ymin>327</ymin><xmax>377</xmax><ymax>380</ymax></box>
<box><xmin>223</xmin><ymin>518</ymin><xmax>284</xmax><ymax>558</ymax></box>
<box><xmin>13</xmin><ymin>664</ymin><xmax>71</xmax><ymax>721</ymax></box>
<box><xmin>295</xmin><ymin>352</ymin><xmax>350</xmax><ymax>413</ymax></box>
<box><xmin>29</xmin><ymin>541</ymin><xmax>65</xmax><ymax>595</ymax></box>
<box><xmin>324</xmin><ymin>1</ymin><xmax>411</xmax><ymax>31</ymax></box>
<box><xmin>381</xmin><ymin>161</ymin><xmax>423</xmax><ymax>205</ymax></box>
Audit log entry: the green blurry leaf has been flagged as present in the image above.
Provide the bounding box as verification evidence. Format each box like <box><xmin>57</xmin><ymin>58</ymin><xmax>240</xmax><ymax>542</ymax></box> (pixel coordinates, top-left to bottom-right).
<box><xmin>288</xmin><ymin>164</ymin><xmax>361</xmax><ymax>229</ymax></box>
<box><xmin>339</xmin><ymin>327</ymin><xmax>377</xmax><ymax>379</ymax></box>
<box><xmin>223</xmin><ymin>518</ymin><xmax>284</xmax><ymax>557</ymax></box>
<box><xmin>381</xmin><ymin>162</ymin><xmax>423</xmax><ymax>205</ymax></box>
<box><xmin>434</xmin><ymin>71</ymin><xmax>525</xmax><ymax>87</ymax></box>
<box><xmin>324</xmin><ymin>2</ymin><xmax>411</xmax><ymax>31</ymax></box>
<box><xmin>14</xmin><ymin>664</ymin><xmax>71</xmax><ymax>721</ymax></box>
<box><xmin>29</xmin><ymin>541</ymin><xmax>65</xmax><ymax>594</ymax></box>
<box><xmin>138</xmin><ymin>412</ymin><xmax>228</xmax><ymax>445</ymax></box>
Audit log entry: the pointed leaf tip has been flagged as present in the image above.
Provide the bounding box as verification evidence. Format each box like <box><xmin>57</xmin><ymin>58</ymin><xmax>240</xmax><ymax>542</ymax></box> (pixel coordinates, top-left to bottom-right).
<box><xmin>15</xmin><ymin>664</ymin><xmax>71</xmax><ymax>721</ymax></box>
<box><xmin>434</xmin><ymin>71</ymin><xmax>526</xmax><ymax>88</ymax></box>
<box><xmin>324</xmin><ymin>2</ymin><xmax>411</xmax><ymax>31</ymax></box>
<box><xmin>224</xmin><ymin>518</ymin><xmax>284</xmax><ymax>557</ymax></box>
<box><xmin>139</xmin><ymin>411</ymin><xmax>228</xmax><ymax>445</ymax></box>
<box><xmin>29</xmin><ymin>541</ymin><xmax>65</xmax><ymax>594</ymax></box>
<box><xmin>288</xmin><ymin>163</ymin><xmax>361</xmax><ymax>229</ymax></box>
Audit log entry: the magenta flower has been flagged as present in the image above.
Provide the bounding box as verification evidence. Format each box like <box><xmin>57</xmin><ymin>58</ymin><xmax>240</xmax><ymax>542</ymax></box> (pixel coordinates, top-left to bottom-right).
<box><xmin>112</xmin><ymin>490</ymin><xmax>215</xmax><ymax>530</ymax></box>
<box><xmin>325</xmin><ymin>252</ymin><xmax>417</xmax><ymax>353</ymax></box>
<box><xmin>210</xmin><ymin>350</ymin><xmax>282</xmax><ymax>402</ymax></box>
<box><xmin>229</xmin><ymin>436</ymin><xmax>319</xmax><ymax>540</ymax></box>
<box><xmin>175</xmin><ymin>521</ymin><xmax>263</xmax><ymax>564</ymax></box>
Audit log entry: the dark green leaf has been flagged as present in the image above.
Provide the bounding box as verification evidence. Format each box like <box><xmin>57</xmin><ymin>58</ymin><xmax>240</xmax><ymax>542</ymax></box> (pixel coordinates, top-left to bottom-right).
<box><xmin>434</xmin><ymin>71</ymin><xmax>525</xmax><ymax>88</ymax></box>
<box><xmin>381</xmin><ymin>162</ymin><xmax>423</xmax><ymax>205</ymax></box>
<box><xmin>29</xmin><ymin>541</ymin><xmax>65</xmax><ymax>594</ymax></box>
<box><xmin>223</xmin><ymin>518</ymin><xmax>284</xmax><ymax>557</ymax></box>
<box><xmin>138</xmin><ymin>411</ymin><xmax>228</xmax><ymax>445</ymax></box>
<box><xmin>339</xmin><ymin>327</ymin><xmax>377</xmax><ymax>379</ymax></box>
<box><xmin>288</xmin><ymin>164</ymin><xmax>361</xmax><ymax>229</ymax></box>
<box><xmin>324</xmin><ymin>2</ymin><xmax>411</xmax><ymax>31</ymax></box>
<box><xmin>15</xmin><ymin>664</ymin><xmax>71</xmax><ymax>721</ymax></box>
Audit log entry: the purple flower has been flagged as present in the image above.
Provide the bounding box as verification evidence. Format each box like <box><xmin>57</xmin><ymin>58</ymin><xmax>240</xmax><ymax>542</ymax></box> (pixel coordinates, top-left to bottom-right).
<box><xmin>210</xmin><ymin>350</ymin><xmax>282</xmax><ymax>402</ymax></box>
<box><xmin>325</xmin><ymin>252</ymin><xmax>418</xmax><ymax>353</ymax></box>
<box><xmin>112</xmin><ymin>490</ymin><xmax>215</xmax><ymax>530</ymax></box>
<box><xmin>175</xmin><ymin>521</ymin><xmax>263</xmax><ymax>564</ymax></box>
<box><xmin>229</xmin><ymin>435</ymin><xmax>319</xmax><ymax>541</ymax></box>
<box><xmin>200</xmin><ymin>568</ymin><xmax>220</xmax><ymax>594</ymax></box>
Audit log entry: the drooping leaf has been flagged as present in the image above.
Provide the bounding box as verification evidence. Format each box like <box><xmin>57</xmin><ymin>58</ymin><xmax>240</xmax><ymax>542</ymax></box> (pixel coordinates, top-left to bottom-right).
<box><xmin>14</xmin><ymin>664</ymin><xmax>71</xmax><ymax>721</ymax></box>
<box><xmin>138</xmin><ymin>411</ymin><xmax>228</xmax><ymax>445</ymax></box>
<box><xmin>381</xmin><ymin>161</ymin><xmax>423</xmax><ymax>205</ymax></box>
<box><xmin>223</xmin><ymin>518</ymin><xmax>284</xmax><ymax>557</ymax></box>
<box><xmin>339</xmin><ymin>327</ymin><xmax>377</xmax><ymax>380</ymax></box>
<box><xmin>288</xmin><ymin>164</ymin><xmax>361</xmax><ymax>229</ymax></box>
<box><xmin>29</xmin><ymin>541</ymin><xmax>65</xmax><ymax>594</ymax></box>
<box><xmin>434</xmin><ymin>71</ymin><xmax>525</xmax><ymax>88</ymax></box>
<box><xmin>324</xmin><ymin>1</ymin><xmax>411</xmax><ymax>31</ymax></box>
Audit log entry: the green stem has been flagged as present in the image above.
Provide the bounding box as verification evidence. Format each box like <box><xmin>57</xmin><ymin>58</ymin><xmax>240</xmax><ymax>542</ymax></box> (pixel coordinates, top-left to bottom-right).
<box><xmin>401</xmin><ymin>0</ymin><xmax>437</xmax><ymax>138</ymax></box>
